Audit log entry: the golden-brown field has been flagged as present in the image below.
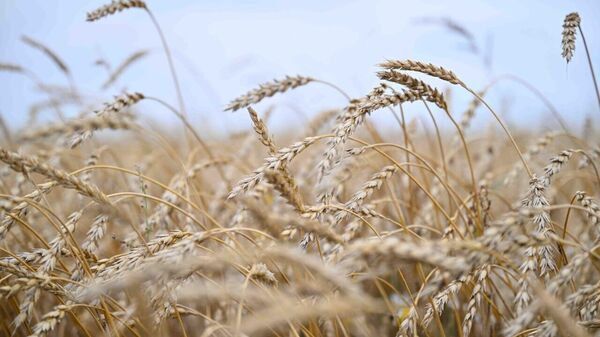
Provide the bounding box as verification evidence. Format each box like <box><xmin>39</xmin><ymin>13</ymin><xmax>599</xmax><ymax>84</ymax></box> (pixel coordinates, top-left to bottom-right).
<box><xmin>0</xmin><ymin>2</ymin><xmax>599</xmax><ymax>337</ymax></box>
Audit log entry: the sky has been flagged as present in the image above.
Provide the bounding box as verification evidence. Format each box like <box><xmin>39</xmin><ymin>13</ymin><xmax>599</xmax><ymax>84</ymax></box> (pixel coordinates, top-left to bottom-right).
<box><xmin>0</xmin><ymin>0</ymin><xmax>599</xmax><ymax>135</ymax></box>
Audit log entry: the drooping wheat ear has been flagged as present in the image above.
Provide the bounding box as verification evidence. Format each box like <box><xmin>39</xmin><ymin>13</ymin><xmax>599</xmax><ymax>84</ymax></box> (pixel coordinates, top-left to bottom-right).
<box><xmin>13</xmin><ymin>287</ymin><xmax>41</xmax><ymax>328</ymax></box>
<box><xmin>358</xmin><ymin>89</ymin><xmax>432</xmax><ymax>115</ymax></box>
<box><xmin>85</xmin><ymin>231</ymin><xmax>194</xmax><ymax>286</ymax></box>
<box><xmin>0</xmin><ymin>182</ymin><xmax>55</xmax><ymax>241</ymax></box>
<box><xmin>0</xmin><ymin>148</ymin><xmax>112</xmax><ymax>206</ymax></box>
<box><xmin>88</xmin><ymin>0</ymin><xmax>190</xmax><ymax>123</ymax></box>
<box><xmin>0</xmin><ymin>62</ymin><xmax>25</xmax><ymax>73</ymax></box>
<box><xmin>578</xmin><ymin>146</ymin><xmax>599</xmax><ymax>169</ymax></box>
<box><xmin>146</xmin><ymin>160</ymin><xmax>220</xmax><ymax>231</ymax></box>
<box><xmin>514</xmin><ymin>246</ymin><xmax>537</xmax><ymax>314</ymax></box>
<box><xmin>503</xmin><ymin>131</ymin><xmax>560</xmax><ymax>186</ymax></box>
<box><xmin>248</xmin><ymin>263</ymin><xmax>278</xmax><ymax>286</ymax></box>
<box><xmin>68</xmin><ymin>118</ymin><xmax>134</xmax><ymax>149</ymax></box>
<box><xmin>475</xmin><ymin>216</ymin><xmax>528</xmax><ymax>262</ymax></box>
<box><xmin>562</xmin><ymin>13</ymin><xmax>600</xmax><ymax>112</ymax></box>
<box><xmin>247</xmin><ymin>107</ymin><xmax>276</xmax><ymax>153</ymax></box>
<box><xmin>39</xmin><ymin>211</ymin><xmax>82</xmax><ymax>273</ymax></box>
<box><xmin>335</xmin><ymin>166</ymin><xmax>397</xmax><ymax>224</ymax></box>
<box><xmin>21</xmin><ymin>35</ymin><xmax>70</xmax><ymax>76</ymax></box>
<box><xmin>460</xmin><ymin>91</ymin><xmax>485</xmax><ymax>130</ymax></box>
<box><xmin>377</xmin><ymin>70</ymin><xmax>448</xmax><ymax>110</ymax></box>
<box><xmin>317</xmin><ymin>85</ymin><xmax>387</xmax><ymax>181</ymax></box>
<box><xmin>478</xmin><ymin>180</ymin><xmax>492</xmax><ymax>228</ymax></box>
<box><xmin>530</xmin><ymin>132</ymin><xmax>561</xmax><ymax>157</ymax></box>
<box><xmin>7</xmin><ymin>266</ymin><xmax>69</xmax><ymax>327</ymax></box>
<box><xmin>82</xmin><ymin>147</ymin><xmax>105</xmax><ymax>184</ymax></box>
<box><xmin>102</xmin><ymin>49</ymin><xmax>149</xmax><ymax>89</ymax></box>
<box><xmin>257</xmin><ymin>206</ymin><xmax>344</xmax><ymax>244</ymax></box>
<box><xmin>344</xmin><ymin>237</ymin><xmax>467</xmax><ymax>272</ymax></box>
<box><xmin>244</xmin><ymin>107</ymin><xmax>304</xmax><ymax>211</ymax></box>
<box><xmin>565</xmin><ymin>281</ymin><xmax>600</xmax><ymax>319</ymax></box>
<box><xmin>228</xmin><ymin>136</ymin><xmax>321</xmax><ymax>198</ymax></box>
<box><xmin>303</xmin><ymin>203</ymin><xmax>384</xmax><ymax>223</ymax></box>
<box><xmin>522</xmin><ymin>175</ymin><xmax>556</xmax><ymax>276</ymax></box>
<box><xmin>28</xmin><ymin>304</ymin><xmax>72</xmax><ymax>337</ymax></box>
<box><xmin>81</xmin><ymin>215</ymin><xmax>109</xmax><ymax>255</ymax></box>
<box><xmin>543</xmin><ymin>149</ymin><xmax>574</xmax><ymax>183</ymax></box>
<box><xmin>70</xmin><ymin>215</ymin><xmax>107</xmax><ymax>284</ymax></box>
<box><xmin>398</xmin><ymin>305</ymin><xmax>419</xmax><ymax>337</ymax></box>
<box><xmin>513</xmin><ymin>175</ymin><xmax>555</xmax><ymax>314</ymax></box>
<box><xmin>86</xmin><ymin>0</ymin><xmax>147</xmax><ymax>22</ymax></box>
<box><xmin>379</xmin><ymin>59</ymin><xmax>464</xmax><ymax>86</ymax></box>
<box><xmin>561</xmin><ymin>12</ymin><xmax>580</xmax><ymax>63</ymax></box>
<box><xmin>305</xmin><ymin>108</ymin><xmax>340</xmax><ymax>136</ymax></box>
<box><xmin>422</xmin><ymin>273</ymin><xmax>473</xmax><ymax>328</ymax></box>
<box><xmin>19</xmin><ymin>115</ymin><xmax>133</xmax><ymax>143</ymax></box>
<box><xmin>265</xmin><ymin>170</ymin><xmax>305</xmax><ymax>212</ymax></box>
<box><xmin>94</xmin><ymin>92</ymin><xmax>145</xmax><ymax>116</ymax></box>
<box><xmin>462</xmin><ymin>265</ymin><xmax>490</xmax><ymax>337</ymax></box>
<box><xmin>547</xmin><ymin>250</ymin><xmax>589</xmax><ymax>295</ymax></box>
<box><xmin>575</xmin><ymin>191</ymin><xmax>600</xmax><ymax>234</ymax></box>
<box><xmin>507</xmin><ymin>252</ymin><xmax>591</xmax><ymax>337</ymax></box>
<box><xmin>225</xmin><ymin>75</ymin><xmax>314</xmax><ymax>112</ymax></box>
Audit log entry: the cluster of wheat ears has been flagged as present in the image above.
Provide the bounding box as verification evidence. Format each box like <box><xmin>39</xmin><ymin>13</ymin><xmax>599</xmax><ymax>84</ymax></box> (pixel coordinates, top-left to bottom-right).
<box><xmin>0</xmin><ymin>1</ymin><xmax>599</xmax><ymax>337</ymax></box>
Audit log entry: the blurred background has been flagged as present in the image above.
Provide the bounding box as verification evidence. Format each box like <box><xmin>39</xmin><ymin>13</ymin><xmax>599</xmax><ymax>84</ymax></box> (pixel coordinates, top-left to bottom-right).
<box><xmin>0</xmin><ymin>0</ymin><xmax>599</xmax><ymax>135</ymax></box>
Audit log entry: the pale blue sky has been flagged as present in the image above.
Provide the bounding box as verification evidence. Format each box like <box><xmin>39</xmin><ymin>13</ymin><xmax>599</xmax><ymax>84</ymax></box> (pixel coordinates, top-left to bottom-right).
<box><xmin>0</xmin><ymin>0</ymin><xmax>599</xmax><ymax>134</ymax></box>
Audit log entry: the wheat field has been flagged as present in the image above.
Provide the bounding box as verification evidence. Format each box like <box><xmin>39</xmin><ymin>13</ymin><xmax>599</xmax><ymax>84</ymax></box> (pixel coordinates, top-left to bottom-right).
<box><xmin>0</xmin><ymin>1</ymin><xmax>599</xmax><ymax>337</ymax></box>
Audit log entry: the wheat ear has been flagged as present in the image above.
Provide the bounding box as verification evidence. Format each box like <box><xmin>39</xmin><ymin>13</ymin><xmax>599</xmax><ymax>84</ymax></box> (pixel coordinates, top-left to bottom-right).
<box><xmin>225</xmin><ymin>75</ymin><xmax>314</xmax><ymax>112</ymax></box>
<box><xmin>561</xmin><ymin>13</ymin><xmax>580</xmax><ymax>63</ymax></box>
<box><xmin>379</xmin><ymin>59</ymin><xmax>463</xmax><ymax>86</ymax></box>
<box><xmin>377</xmin><ymin>70</ymin><xmax>448</xmax><ymax>110</ymax></box>
<box><xmin>86</xmin><ymin>0</ymin><xmax>147</xmax><ymax>21</ymax></box>
<box><xmin>0</xmin><ymin>148</ymin><xmax>112</xmax><ymax>206</ymax></box>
